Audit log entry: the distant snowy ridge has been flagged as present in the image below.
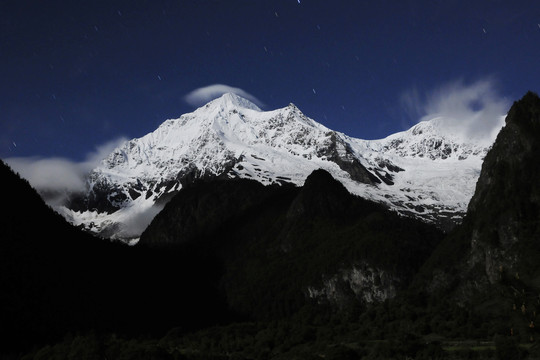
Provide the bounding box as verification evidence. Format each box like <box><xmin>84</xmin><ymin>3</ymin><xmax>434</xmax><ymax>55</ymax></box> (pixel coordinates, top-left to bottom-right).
<box><xmin>59</xmin><ymin>93</ymin><xmax>503</xmax><ymax>242</ymax></box>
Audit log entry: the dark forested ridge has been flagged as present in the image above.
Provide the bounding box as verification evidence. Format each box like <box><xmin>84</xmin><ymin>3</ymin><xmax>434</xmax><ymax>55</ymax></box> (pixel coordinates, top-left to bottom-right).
<box><xmin>140</xmin><ymin>168</ymin><xmax>444</xmax><ymax>321</ymax></box>
<box><xmin>3</xmin><ymin>92</ymin><xmax>540</xmax><ymax>360</ymax></box>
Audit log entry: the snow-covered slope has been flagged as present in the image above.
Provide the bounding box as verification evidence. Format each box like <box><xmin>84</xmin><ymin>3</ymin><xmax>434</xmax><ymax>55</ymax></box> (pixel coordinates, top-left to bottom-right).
<box><xmin>350</xmin><ymin>116</ymin><xmax>503</xmax><ymax>228</ymax></box>
<box><xmin>59</xmin><ymin>93</ymin><xmax>503</xmax><ymax>242</ymax></box>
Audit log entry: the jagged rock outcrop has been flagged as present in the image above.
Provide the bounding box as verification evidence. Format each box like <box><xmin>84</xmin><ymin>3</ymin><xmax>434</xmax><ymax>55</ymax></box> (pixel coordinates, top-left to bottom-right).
<box><xmin>285</xmin><ymin>168</ymin><xmax>353</xmax><ymax>219</ymax></box>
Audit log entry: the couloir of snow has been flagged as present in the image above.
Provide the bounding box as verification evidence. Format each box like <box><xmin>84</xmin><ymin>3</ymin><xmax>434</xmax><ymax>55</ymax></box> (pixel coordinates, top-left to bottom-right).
<box><xmin>59</xmin><ymin>93</ymin><xmax>504</xmax><ymax>242</ymax></box>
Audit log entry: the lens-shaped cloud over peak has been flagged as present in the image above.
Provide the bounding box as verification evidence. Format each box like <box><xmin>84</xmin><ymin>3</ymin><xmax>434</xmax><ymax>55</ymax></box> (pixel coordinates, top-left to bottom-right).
<box><xmin>184</xmin><ymin>84</ymin><xmax>264</xmax><ymax>108</ymax></box>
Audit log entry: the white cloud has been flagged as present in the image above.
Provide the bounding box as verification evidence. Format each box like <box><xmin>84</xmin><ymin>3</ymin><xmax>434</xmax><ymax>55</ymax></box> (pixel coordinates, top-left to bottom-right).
<box><xmin>5</xmin><ymin>136</ymin><xmax>127</xmax><ymax>205</ymax></box>
<box><xmin>7</xmin><ymin>156</ymin><xmax>87</xmax><ymax>194</ymax></box>
<box><xmin>400</xmin><ymin>78</ymin><xmax>510</xmax><ymax>143</ymax></box>
<box><xmin>119</xmin><ymin>203</ymin><xmax>166</xmax><ymax>240</ymax></box>
<box><xmin>184</xmin><ymin>84</ymin><xmax>264</xmax><ymax>107</ymax></box>
<box><xmin>80</xmin><ymin>137</ymin><xmax>128</xmax><ymax>170</ymax></box>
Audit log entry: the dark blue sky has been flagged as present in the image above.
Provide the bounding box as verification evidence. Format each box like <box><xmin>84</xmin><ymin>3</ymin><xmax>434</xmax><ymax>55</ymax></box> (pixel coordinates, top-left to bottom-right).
<box><xmin>1</xmin><ymin>0</ymin><xmax>539</xmax><ymax>161</ymax></box>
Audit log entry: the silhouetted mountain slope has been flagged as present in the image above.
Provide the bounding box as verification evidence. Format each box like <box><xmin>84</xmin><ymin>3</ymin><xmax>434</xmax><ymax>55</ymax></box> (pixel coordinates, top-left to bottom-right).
<box><xmin>414</xmin><ymin>92</ymin><xmax>540</xmax><ymax>335</ymax></box>
<box><xmin>140</xmin><ymin>177</ymin><xmax>298</xmax><ymax>247</ymax></box>
<box><xmin>1</xmin><ymin>160</ymin><xmax>101</xmax><ymax>348</ymax></box>
<box><xmin>0</xmin><ymin>161</ymin><xmax>232</xmax><ymax>355</ymax></box>
<box><xmin>140</xmin><ymin>169</ymin><xmax>444</xmax><ymax>320</ymax></box>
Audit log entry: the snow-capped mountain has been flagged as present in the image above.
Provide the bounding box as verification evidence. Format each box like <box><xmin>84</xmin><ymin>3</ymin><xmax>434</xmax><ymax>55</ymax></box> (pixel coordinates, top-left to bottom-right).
<box><xmin>59</xmin><ymin>93</ymin><xmax>503</xmax><ymax>242</ymax></box>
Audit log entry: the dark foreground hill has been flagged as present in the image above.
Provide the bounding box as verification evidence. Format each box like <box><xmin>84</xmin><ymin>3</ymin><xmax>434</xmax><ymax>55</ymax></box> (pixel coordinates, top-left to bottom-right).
<box><xmin>140</xmin><ymin>168</ymin><xmax>443</xmax><ymax>320</ymax></box>
<box><xmin>0</xmin><ymin>161</ymin><xmax>233</xmax><ymax>356</ymax></box>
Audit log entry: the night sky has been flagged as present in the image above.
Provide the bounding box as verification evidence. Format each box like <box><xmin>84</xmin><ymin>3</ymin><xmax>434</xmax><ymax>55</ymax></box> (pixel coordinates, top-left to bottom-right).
<box><xmin>1</xmin><ymin>0</ymin><xmax>539</xmax><ymax>162</ymax></box>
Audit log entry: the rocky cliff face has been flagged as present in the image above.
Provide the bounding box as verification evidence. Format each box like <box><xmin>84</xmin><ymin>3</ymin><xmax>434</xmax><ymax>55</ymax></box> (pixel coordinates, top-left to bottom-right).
<box><xmin>418</xmin><ymin>92</ymin><xmax>540</xmax><ymax>312</ymax></box>
<box><xmin>466</xmin><ymin>92</ymin><xmax>540</xmax><ymax>289</ymax></box>
<box><xmin>306</xmin><ymin>262</ymin><xmax>400</xmax><ymax>308</ymax></box>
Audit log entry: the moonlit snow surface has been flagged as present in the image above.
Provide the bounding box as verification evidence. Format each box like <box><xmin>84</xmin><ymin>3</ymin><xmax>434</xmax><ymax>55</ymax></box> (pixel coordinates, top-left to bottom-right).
<box><xmin>59</xmin><ymin>93</ymin><xmax>503</xmax><ymax>241</ymax></box>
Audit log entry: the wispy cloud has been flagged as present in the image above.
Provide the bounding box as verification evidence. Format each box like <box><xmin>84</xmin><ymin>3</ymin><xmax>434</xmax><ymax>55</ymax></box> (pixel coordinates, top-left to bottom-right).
<box><xmin>5</xmin><ymin>137</ymin><xmax>127</xmax><ymax>205</ymax></box>
<box><xmin>184</xmin><ymin>84</ymin><xmax>264</xmax><ymax>107</ymax></box>
<box><xmin>400</xmin><ymin>78</ymin><xmax>510</xmax><ymax>143</ymax></box>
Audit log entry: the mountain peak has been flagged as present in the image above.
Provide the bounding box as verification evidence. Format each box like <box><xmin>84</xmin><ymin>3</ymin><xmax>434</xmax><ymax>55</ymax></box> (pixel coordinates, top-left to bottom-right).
<box><xmin>60</xmin><ymin>91</ymin><xmax>504</xmax><ymax>241</ymax></box>
<box><xmin>207</xmin><ymin>92</ymin><xmax>262</xmax><ymax>112</ymax></box>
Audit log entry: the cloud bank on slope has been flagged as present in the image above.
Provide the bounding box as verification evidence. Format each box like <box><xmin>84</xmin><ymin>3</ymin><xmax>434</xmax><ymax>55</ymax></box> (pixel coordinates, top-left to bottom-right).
<box><xmin>401</xmin><ymin>78</ymin><xmax>509</xmax><ymax>144</ymax></box>
<box><xmin>5</xmin><ymin>137</ymin><xmax>127</xmax><ymax>205</ymax></box>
